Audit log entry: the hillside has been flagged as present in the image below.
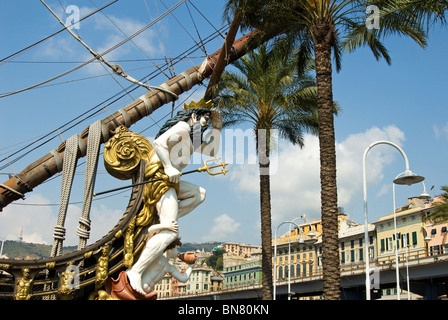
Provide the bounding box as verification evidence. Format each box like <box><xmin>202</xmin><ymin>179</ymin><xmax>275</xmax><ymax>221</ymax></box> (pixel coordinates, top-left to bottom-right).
<box><xmin>0</xmin><ymin>240</ymin><xmax>222</xmax><ymax>259</ymax></box>
<box><xmin>0</xmin><ymin>240</ymin><xmax>77</xmax><ymax>259</ymax></box>
<box><xmin>178</xmin><ymin>241</ymin><xmax>223</xmax><ymax>253</ymax></box>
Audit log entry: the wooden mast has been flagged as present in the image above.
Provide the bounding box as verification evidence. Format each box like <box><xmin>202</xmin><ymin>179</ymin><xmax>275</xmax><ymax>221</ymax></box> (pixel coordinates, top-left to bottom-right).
<box><xmin>0</xmin><ymin>29</ymin><xmax>261</xmax><ymax>211</ymax></box>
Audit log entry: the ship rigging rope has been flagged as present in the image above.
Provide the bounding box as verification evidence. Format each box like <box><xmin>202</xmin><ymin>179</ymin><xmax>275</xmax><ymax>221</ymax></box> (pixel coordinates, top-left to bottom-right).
<box><xmin>40</xmin><ymin>0</ymin><xmax>179</xmax><ymax>100</ymax></box>
<box><xmin>0</xmin><ymin>0</ymin><xmax>118</xmax><ymax>67</ymax></box>
<box><xmin>77</xmin><ymin>120</ymin><xmax>103</xmax><ymax>250</ymax></box>
<box><xmin>51</xmin><ymin>134</ymin><xmax>83</xmax><ymax>257</ymax></box>
<box><xmin>0</xmin><ymin>0</ymin><xmax>187</xmax><ymax>99</ymax></box>
<box><xmin>0</xmin><ymin>24</ymin><xmax>228</xmax><ymax>171</ymax></box>
<box><xmin>7</xmin><ymin>85</ymin><xmax>200</xmax><ymax>208</ymax></box>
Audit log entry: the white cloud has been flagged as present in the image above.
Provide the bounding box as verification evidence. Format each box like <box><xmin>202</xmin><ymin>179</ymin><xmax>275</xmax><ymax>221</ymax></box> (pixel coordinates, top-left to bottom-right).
<box><xmin>202</xmin><ymin>213</ymin><xmax>241</xmax><ymax>241</ymax></box>
<box><xmin>228</xmin><ymin>125</ymin><xmax>406</xmax><ymax>226</ymax></box>
<box><xmin>36</xmin><ymin>6</ymin><xmax>163</xmax><ymax>76</ymax></box>
<box><xmin>1</xmin><ymin>194</ymin><xmax>55</xmax><ymax>244</ymax></box>
<box><xmin>81</xmin><ymin>8</ymin><xmax>163</xmax><ymax>75</ymax></box>
<box><xmin>0</xmin><ymin>193</ymin><xmax>124</xmax><ymax>249</ymax></box>
<box><xmin>434</xmin><ymin>123</ymin><xmax>448</xmax><ymax>140</ymax></box>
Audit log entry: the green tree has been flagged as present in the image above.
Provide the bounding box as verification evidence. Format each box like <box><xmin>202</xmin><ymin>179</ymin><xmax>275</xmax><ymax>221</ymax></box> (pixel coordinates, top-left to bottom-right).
<box><xmin>214</xmin><ymin>40</ymin><xmax>323</xmax><ymax>300</ymax></box>
<box><xmin>224</xmin><ymin>0</ymin><xmax>427</xmax><ymax>299</ymax></box>
<box><xmin>429</xmin><ymin>186</ymin><xmax>448</xmax><ymax>222</ymax></box>
<box><xmin>206</xmin><ymin>248</ymin><xmax>226</xmax><ymax>271</ymax></box>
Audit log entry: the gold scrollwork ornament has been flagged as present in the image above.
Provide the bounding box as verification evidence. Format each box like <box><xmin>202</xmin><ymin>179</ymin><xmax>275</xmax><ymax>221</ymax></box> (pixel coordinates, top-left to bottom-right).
<box><xmin>103</xmin><ymin>126</ymin><xmax>155</xmax><ymax>180</ymax></box>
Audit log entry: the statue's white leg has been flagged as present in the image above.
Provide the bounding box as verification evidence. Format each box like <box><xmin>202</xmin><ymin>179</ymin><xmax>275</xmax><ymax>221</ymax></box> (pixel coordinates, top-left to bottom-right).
<box><xmin>177</xmin><ymin>181</ymin><xmax>206</xmax><ymax>218</ymax></box>
<box><xmin>127</xmin><ymin>188</ymin><xmax>178</xmax><ymax>294</ymax></box>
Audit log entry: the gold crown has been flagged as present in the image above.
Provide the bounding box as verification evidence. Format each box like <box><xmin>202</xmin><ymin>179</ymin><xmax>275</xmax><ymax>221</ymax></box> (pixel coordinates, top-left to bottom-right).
<box><xmin>183</xmin><ymin>98</ymin><xmax>213</xmax><ymax>110</ymax></box>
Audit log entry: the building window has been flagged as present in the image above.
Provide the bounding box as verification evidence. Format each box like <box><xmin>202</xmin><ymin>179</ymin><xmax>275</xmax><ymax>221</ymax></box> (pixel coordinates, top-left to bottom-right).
<box><xmin>278</xmin><ymin>266</ymin><xmax>283</xmax><ymax>279</ymax></box>
<box><xmin>388</xmin><ymin>237</ymin><xmax>393</xmax><ymax>252</ymax></box>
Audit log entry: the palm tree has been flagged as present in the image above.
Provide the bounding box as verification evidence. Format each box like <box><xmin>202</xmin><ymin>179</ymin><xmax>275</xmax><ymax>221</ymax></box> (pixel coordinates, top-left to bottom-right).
<box><xmin>224</xmin><ymin>0</ymin><xmax>427</xmax><ymax>300</ymax></box>
<box><xmin>213</xmin><ymin>40</ymin><xmax>322</xmax><ymax>300</ymax></box>
<box><xmin>429</xmin><ymin>186</ymin><xmax>448</xmax><ymax>223</ymax></box>
<box><xmin>384</xmin><ymin>0</ymin><xmax>447</xmax><ymax>29</ymax></box>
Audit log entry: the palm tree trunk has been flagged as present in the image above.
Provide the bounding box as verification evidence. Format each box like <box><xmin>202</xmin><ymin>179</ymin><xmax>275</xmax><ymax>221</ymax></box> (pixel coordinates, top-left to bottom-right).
<box><xmin>313</xmin><ymin>24</ymin><xmax>341</xmax><ymax>300</ymax></box>
<box><xmin>257</xmin><ymin>129</ymin><xmax>273</xmax><ymax>300</ymax></box>
<box><xmin>259</xmin><ymin>161</ymin><xmax>273</xmax><ymax>300</ymax></box>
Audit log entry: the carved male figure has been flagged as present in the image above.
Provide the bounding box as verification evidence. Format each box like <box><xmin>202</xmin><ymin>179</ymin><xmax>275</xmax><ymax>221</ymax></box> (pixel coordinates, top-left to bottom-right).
<box><xmin>126</xmin><ymin>99</ymin><xmax>222</xmax><ymax>294</ymax></box>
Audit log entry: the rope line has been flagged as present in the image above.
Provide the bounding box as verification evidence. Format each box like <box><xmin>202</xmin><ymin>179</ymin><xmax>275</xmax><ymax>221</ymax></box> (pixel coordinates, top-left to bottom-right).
<box><xmin>51</xmin><ymin>135</ymin><xmax>80</xmax><ymax>257</ymax></box>
<box><xmin>0</xmin><ymin>0</ymin><xmax>187</xmax><ymax>99</ymax></box>
<box><xmin>0</xmin><ymin>0</ymin><xmax>118</xmax><ymax>66</ymax></box>
<box><xmin>0</xmin><ymin>24</ymin><xmax>228</xmax><ymax>170</ymax></box>
<box><xmin>77</xmin><ymin>120</ymin><xmax>103</xmax><ymax>249</ymax></box>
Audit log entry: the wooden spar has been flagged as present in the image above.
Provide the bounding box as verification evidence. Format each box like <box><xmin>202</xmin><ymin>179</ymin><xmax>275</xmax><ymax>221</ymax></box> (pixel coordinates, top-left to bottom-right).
<box><xmin>0</xmin><ymin>28</ymin><xmax>261</xmax><ymax>211</ymax></box>
<box><xmin>204</xmin><ymin>12</ymin><xmax>241</xmax><ymax>100</ymax></box>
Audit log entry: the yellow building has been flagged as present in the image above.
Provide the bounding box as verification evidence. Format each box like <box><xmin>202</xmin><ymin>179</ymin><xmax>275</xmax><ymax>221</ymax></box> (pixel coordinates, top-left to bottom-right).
<box><xmin>272</xmin><ymin>217</ymin><xmax>321</xmax><ymax>280</ymax></box>
<box><xmin>373</xmin><ymin>197</ymin><xmax>431</xmax><ymax>266</ymax></box>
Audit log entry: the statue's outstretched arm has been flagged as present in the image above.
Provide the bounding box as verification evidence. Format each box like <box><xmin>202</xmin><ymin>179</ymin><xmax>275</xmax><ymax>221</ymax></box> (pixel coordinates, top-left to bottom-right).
<box><xmin>170</xmin><ymin>265</ymin><xmax>193</xmax><ymax>283</ymax></box>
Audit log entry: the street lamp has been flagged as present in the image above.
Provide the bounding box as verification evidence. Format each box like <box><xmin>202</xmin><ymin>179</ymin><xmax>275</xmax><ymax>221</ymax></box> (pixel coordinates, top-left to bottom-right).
<box><xmin>273</xmin><ymin>220</ymin><xmax>302</xmax><ymax>300</ymax></box>
<box><xmin>392</xmin><ymin>170</ymin><xmax>427</xmax><ymax>300</ymax></box>
<box><xmin>419</xmin><ymin>182</ymin><xmax>431</xmax><ymax>203</ymax></box>
<box><xmin>404</xmin><ymin>225</ymin><xmax>431</xmax><ymax>300</ymax></box>
<box><xmin>362</xmin><ymin>140</ymin><xmax>424</xmax><ymax>300</ymax></box>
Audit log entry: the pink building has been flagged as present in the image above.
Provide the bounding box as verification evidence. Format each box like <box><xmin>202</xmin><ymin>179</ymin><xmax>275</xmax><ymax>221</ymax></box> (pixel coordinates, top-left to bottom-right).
<box><xmin>427</xmin><ymin>221</ymin><xmax>448</xmax><ymax>256</ymax></box>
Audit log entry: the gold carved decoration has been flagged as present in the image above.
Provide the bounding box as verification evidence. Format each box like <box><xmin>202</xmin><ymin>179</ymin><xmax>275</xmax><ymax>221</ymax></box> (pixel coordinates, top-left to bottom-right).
<box><xmin>45</xmin><ymin>261</ymin><xmax>55</xmax><ymax>270</ymax></box>
<box><xmin>84</xmin><ymin>251</ymin><xmax>93</xmax><ymax>260</ymax></box>
<box><xmin>58</xmin><ymin>262</ymin><xmax>75</xmax><ymax>299</ymax></box>
<box><xmin>137</xmin><ymin>160</ymin><xmax>176</xmax><ymax>227</ymax></box>
<box><xmin>123</xmin><ymin>217</ymin><xmax>136</xmax><ymax>268</ymax></box>
<box><xmin>15</xmin><ymin>268</ymin><xmax>33</xmax><ymax>300</ymax></box>
<box><xmin>95</xmin><ymin>245</ymin><xmax>110</xmax><ymax>289</ymax></box>
<box><xmin>183</xmin><ymin>98</ymin><xmax>213</xmax><ymax>110</ymax></box>
<box><xmin>96</xmin><ymin>290</ymin><xmax>118</xmax><ymax>300</ymax></box>
<box><xmin>103</xmin><ymin>126</ymin><xmax>176</xmax><ymax>228</ymax></box>
<box><xmin>0</xmin><ymin>263</ymin><xmax>10</xmax><ymax>271</ymax></box>
<box><xmin>104</xmin><ymin>126</ymin><xmax>155</xmax><ymax>180</ymax></box>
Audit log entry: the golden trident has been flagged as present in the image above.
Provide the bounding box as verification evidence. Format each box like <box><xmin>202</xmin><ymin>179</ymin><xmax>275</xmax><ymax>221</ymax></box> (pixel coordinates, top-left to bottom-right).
<box><xmin>193</xmin><ymin>157</ymin><xmax>228</xmax><ymax>176</ymax></box>
<box><xmin>93</xmin><ymin>158</ymin><xmax>229</xmax><ymax>197</ymax></box>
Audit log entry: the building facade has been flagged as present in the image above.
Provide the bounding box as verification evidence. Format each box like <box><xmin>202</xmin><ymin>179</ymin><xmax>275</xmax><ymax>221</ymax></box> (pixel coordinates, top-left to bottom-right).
<box><xmin>221</xmin><ymin>242</ymin><xmax>261</xmax><ymax>257</ymax></box>
<box><xmin>223</xmin><ymin>259</ymin><xmax>262</xmax><ymax>290</ymax></box>
<box><xmin>373</xmin><ymin>197</ymin><xmax>432</xmax><ymax>265</ymax></box>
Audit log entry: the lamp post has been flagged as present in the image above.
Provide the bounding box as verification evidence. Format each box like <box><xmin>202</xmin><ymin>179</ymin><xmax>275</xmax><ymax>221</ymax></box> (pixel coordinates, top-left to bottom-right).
<box><xmin>419</xmin><ymin>182</ymin><xmax>431</xmax><ymax>203</ymax></box>
<box><xmin>362</xmin><ymin>140</ymin><xmax>424</xmax><ymax>300</ymax></box>
<box><xmin>392</xmin><ymin>171</ymin><xmax>427</xmax><ymax>300</ymax></box>
<box><xmin>288</xmin><ymin>216</ymin><xmax>316</xmax><ymax>300</ymax></box>
<box><xmin>273</xmin><ymin>220</ymin><xmax>301</xmax><ymax>300</ymax></box>
<box><xmin>404</xmin><ymin>225</ymin><xmax>431</xmax><ymax>300</ymax></box>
